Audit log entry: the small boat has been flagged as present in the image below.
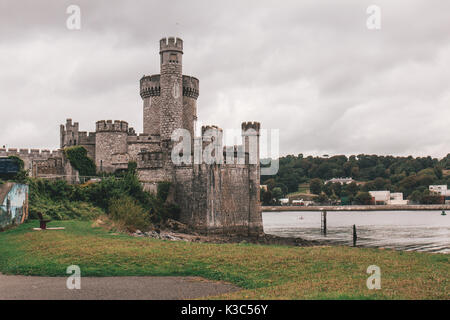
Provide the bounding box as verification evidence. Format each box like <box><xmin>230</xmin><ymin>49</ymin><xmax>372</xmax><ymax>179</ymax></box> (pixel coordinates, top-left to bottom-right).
<box><xmin>442</xmin><ymin>211</ymin><xmax>447</xmax><ymax>216</ymax></box>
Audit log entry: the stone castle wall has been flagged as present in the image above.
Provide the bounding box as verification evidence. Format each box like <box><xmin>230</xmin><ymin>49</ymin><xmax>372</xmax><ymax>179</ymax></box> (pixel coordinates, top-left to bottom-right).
<box><xmin>0</xmin><ymin>148</ymin><xmax>63</xmax><ymax>172</ymax></box>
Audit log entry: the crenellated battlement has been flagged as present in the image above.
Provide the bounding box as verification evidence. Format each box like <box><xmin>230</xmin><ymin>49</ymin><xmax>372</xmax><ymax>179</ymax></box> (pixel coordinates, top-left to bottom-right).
<box><xmin>63</xmin><ymin>118</ymin><xmax>79</xmax><ymax>130</ymax></box>
<box><xmin>0</xmin><ymin>148</ymin><xmax>63</xmax><ymax>158</ymax></box>
<box><xmin>96</xmin><ymin>120</ymin><xmax>129</xmax><ymax>133</ymax></box>
<box><xmin>140</xmin><ymin>74</ymin><xmax>161</xmax><ymax>98</ymax></box>
<box><xmin>182</xmin><ymin>75</ymin><xmax>199</xmax><ymax>99</ymax></box>
<box><xmin>160</xmin><ymin>37</ymin><xmax>183</xmax><ymax>53</ymax></box>
<box><xmin>78</xmin><ymin>131</ymin><xmax>96</xmax><ymax>144</ymax></box>
<box><xmin>140</xmin><ymin>74</ymin><xmax>199</xmax><ymax>99</ymax></box>
<box><xmin>241</xmin><ymin>121</ymin><xmax>261</xmax><ymax>134</ymax></box>
<box><xmin>201</xmin><ymin>125</ymin><xmax>223</xmax><ymax>136</ymax></box>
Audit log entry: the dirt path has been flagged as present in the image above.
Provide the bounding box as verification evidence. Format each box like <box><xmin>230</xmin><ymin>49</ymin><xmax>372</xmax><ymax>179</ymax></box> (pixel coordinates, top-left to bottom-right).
<box><xmin>0</xmin><ymin>274</ymin><xmax>239</xmax><ymax>300</ymax></box>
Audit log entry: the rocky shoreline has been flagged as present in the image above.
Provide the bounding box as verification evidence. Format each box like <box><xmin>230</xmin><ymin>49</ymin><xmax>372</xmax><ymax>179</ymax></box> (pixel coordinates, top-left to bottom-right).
<box><xmin>130</xmin><ymin>219</ymin><xmax>324</xmax><ymax>247</ymax></box>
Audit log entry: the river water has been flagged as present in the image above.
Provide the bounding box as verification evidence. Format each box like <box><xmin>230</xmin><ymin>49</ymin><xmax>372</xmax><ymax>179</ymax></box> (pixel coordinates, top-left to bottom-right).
<box><xmin>262</xmin><ymin>210</ymin><xmax>450</xmax><ymax>254</ymax></box>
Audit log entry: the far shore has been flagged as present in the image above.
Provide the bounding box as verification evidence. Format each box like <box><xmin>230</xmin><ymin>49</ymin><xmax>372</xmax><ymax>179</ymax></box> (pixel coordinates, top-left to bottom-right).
<box><xmin>262</xmin><ymin>204</ymin><xmax>450</xmax><ymax>212</ymax></box>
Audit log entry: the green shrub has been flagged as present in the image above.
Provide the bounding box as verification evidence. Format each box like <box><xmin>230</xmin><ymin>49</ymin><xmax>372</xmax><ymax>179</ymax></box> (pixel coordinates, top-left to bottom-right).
<box><xmin>26</xmin><ymin>167</ymin><xmax>182</xmax><ymax>226</ymax></box>
<box><xmin>27</xmin><ymin>178</ymin><xmax>101</xmax><ymax>220</ymax></box>
<box><xmin>64</xmin><ymin>146</ymin><xmax>97</xmax><ymax>176</ymax></box>
<box><xmin>7</xmin><ymin>156</ymin><xmax>24</xmax><ymax>170</ymax></box>
<box><xmin>29</xmin><ymin>197</ymin><xmax>103</xmax><ymax>221</ymax></box>
<box><xmin>108</xmin><ymin>196</ymin><xmax>151</xmax><ymax>232</ymax></box>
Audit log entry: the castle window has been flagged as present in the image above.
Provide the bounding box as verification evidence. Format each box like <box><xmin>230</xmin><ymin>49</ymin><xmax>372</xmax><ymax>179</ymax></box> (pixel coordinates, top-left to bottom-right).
<box><xmin>169</xmin><ymin>53</ymin><xmax>178</xmax><ymax>63</ymax></box>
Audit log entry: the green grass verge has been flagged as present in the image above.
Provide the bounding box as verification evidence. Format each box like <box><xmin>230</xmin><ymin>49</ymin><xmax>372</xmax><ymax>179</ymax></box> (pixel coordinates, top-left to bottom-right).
<box><xmin>0</xmin><ymin>220</ymin><xmax>448</xmax><ymax>299</ymax></box>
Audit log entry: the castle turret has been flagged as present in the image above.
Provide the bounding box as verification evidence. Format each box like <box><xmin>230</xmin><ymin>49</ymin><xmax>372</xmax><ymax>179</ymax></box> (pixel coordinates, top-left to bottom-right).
<box><xmin>241</xmin><ymin>122</ymin><xmax>263</xmax><ymax>236</ymax></box>
<box><xmin>182</xmin><ymin>75</ymin><xmax>199</xmax><ymax>143</ymax></box>
<box><xmin>95</xmin><ymin>120</ymin><xmax>129</xmax><ymax>172</ymax></box>
<box><xmin>159</xmin><ymin>37</ymin><xmax>184</xmax><ymax>143</ymax></box>
<box><xmin>141</xmin><ymin>74</ymin><xmax>161</xmax><ymax>136</ymax></box>
<box><xmin>60</xmin><ymin>119</ymin><xmax>79</xmax><ymax>148</ymax></box>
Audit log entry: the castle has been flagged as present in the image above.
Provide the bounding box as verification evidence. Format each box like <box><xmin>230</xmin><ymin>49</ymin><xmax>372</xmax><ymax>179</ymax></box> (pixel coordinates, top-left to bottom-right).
<box><xmin>1</xmin><ymin>37</ymin><xmax>263</xmax><ymax>236</ymax></box>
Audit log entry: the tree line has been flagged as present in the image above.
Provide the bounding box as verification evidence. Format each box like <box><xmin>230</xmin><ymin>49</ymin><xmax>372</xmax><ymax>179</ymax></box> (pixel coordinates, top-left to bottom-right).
<box><xmin>261</xmin><ymin>153</ymin><xmax>450</xmax><ymax>205</ymax></box>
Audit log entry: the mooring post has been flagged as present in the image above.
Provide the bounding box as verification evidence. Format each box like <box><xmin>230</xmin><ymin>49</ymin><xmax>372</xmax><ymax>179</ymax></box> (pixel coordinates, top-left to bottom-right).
<box><xmin>321</xmin><ymin>210</ymin><xmax>327</xmax><ymax>235</ymax></box>
<box><xmin>353</xmin><ymin>224</ymin><xmax>357</xmax><ymax>246</ymax></box>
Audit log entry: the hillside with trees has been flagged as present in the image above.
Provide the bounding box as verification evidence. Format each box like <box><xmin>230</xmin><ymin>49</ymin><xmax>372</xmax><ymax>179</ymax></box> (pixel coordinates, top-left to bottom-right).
<box><xmin>261</xmin><ymin>154</ymin><xmax>450</xmax><ymax>205</ymax></box>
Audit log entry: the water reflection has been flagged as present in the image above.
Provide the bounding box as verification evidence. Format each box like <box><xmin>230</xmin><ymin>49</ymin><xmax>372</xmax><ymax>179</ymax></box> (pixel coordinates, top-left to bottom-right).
<box><xmin>263</xmin><ymin>211</ymin><xmax>450</xmax><ymax>254</ymax></box>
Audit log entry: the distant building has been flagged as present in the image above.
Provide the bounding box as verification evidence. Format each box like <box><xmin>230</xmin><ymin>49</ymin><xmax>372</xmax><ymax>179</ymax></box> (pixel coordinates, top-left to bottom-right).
<box><xmin>429</xmin><ymin>185</ymin><xmax>449</xmax><ymax>196</ymax></box>
<box><xmin>369</xmin><ymin>191</ymin><xmax>391</xmax><ymax>205</ymax></box>
<box><xmin>390</xmin><ymin>192</ymin><xmax>408</xmax><ymax>205</ymax></box>
<box><xmin>325</xmin><ymin>177</ymin><xmax>354</xmax><ymax>185</ymax></box>
<box><xmin>279</xmin><ymin>198</ymin><xmax>290</xmax><ymax>206</ymax></box>
<box><xmin>369</xmin><ymin>191</ymin><xmax>408</xmax><ymax>205</ymax></box>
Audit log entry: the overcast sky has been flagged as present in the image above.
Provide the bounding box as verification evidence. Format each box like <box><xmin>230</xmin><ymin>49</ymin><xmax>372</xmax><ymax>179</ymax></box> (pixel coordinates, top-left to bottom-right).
<box><xmin>0</xmin><ymin>0</ymin><xmax>449</xmax><ymax>158</ymax></box>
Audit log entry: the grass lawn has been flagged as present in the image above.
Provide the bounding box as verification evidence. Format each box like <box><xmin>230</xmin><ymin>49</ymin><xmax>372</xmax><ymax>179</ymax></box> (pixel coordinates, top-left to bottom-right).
<box><xmin>0</xmin><ymin>220</ymin><xmax>448</xmax><ymax>299</ymax></box>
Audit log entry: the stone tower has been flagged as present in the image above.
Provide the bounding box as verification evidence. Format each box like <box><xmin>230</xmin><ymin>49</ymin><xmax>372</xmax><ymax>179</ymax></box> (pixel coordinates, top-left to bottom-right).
<box><xmin>140</xmin><ymin>37</ymin><xmax>199</xmax><ymax>149</ymax></box>
<box><xmin>140</xmin><ymin>75</ymin><xmax>161</xmax><ymax>136</ymax></box>
<box><xmin>159</xmin><ymin>37</ymin><xmax>184</xmax><ymax>143</ymax></box>
<box><xmin>95</xmin><ymin>120</ymin><xmax>128</xmax><ymax>172</ymax></box>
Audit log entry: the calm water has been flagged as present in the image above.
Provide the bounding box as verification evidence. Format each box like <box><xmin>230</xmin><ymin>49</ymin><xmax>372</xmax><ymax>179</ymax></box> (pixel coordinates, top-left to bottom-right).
<box><xmin>263</xmin><ymin>211</ymin><xmax>450</xmax><ymax>254</ymax></box>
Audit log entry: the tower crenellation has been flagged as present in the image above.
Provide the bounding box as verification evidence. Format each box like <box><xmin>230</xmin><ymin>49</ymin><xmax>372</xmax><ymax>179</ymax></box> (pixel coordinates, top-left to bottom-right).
<box><xmin>95</xmin><ymin>120</ymin><xmax>129</xmax><ymax>133</ymax></box>
<box><xmin>140</xmin><ymin>75</ymin><xmax>161</xmax><ymax>98</ymax></box>
<box><xmin>241</xmin><ymin>121</ymin><xmax>261</xmax><ymax>135</ymax></box>
<box><xmin>159</xmin><ymin>37</ymin><xmax>183</xmax><ymax>55</ymax></box>
<box><xmin>182</xmin><ymin>76</ymin><xmax>199</xmax><ymax>99</ymax></box>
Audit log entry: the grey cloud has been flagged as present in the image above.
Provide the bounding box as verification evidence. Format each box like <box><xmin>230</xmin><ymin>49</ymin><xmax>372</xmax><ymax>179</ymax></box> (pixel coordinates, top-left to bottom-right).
<box><xmin>0</xmin><ymin>0</ymin><xmax>449</xmax><ymax>157</ymax></box>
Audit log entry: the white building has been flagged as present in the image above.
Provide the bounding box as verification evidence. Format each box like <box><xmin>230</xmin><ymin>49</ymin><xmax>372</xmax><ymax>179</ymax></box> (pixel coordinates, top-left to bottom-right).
<box><xmin>279</xmin><ymin>198</ymin><xmax>290</xmax><ymax>205</ymax></box>
<box><xmin>390</xmin><ymin>192</ymin><xmax>408</xmax><ymax>205</ymax></box>
<box><xmin>429</xmin><ymin>185</ymin><xmax>449</xmax><ymax>196</ymax></box>
<box><xmin>369</xmin><ymin>191</ymin><xmax>408</xmax><ymax>205</ymax></box>
<box><xmin>369</xmin><ymin>191</ymin><xmax>390</xmax><ymax>205</ymax></box>
<box><xmin>325</xmin><ymin>177</ymin><xmax>354</xmax><ymax>185</ymax></box>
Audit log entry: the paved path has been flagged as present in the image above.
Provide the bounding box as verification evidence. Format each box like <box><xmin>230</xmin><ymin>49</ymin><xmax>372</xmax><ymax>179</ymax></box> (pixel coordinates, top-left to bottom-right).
<box><xmin>0</xmin><ymin>274</ymin><xmax>239</xmax><ymax>300</ymax></box>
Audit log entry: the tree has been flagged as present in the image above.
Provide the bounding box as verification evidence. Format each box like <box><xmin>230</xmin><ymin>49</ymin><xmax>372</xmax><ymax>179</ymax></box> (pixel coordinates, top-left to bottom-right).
<box><xmin>323</xmin><ymin>182</ymin><xmax>333</xmax><ymax>197</ymax></box>
<box><xmin>332</xmin><ymin>182</ymin><xmax>342</xmax><ymax>197</ymax></box>
<box><xmin>309</xmin><ymin>178</ymin><xmax>323</xmax><ymax>195</ymax></box>
<box><xmin>373</xmin><ymin>177</ymin><xmax>388</xmax><ymax>190</ymax></box>
<box><xmin>345</xmin><ymin>182</ymin><xmax>359</xmax><ymax>196</ymax></box>
<box><xmin>316</xmin><ymin>193</ymin><xmax>329</xmax><ymax>204</ymax></box>
<box><xmin>261</xmin><ymin>189</ymin><xmax>273</xmax><ymax>205</ymax></box>
<box><xmin>350</xmin><ymin>166</ymin><xmax>360</xmax><ymax>178</ymax></box>
<box><xmin>408</xmin><ymin>190</ymin><xmax>422</xmax><ymax>204</ymax></box>
<box><xmin>272</xmin><ymin>187</ymin><xmax>284</xmax><ymax>200</ymax></box>
<box><xmin>354</xmin><ymin>192</ymin><xmax>373</xmax><ymax>205</ymax></box>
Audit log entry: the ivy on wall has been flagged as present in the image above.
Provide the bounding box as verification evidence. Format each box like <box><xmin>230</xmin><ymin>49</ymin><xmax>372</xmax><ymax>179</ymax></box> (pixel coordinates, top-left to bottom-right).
<box><xmin>64</xmin><ymin>146</ymin><xmax>97</xmax><ymax>177</ymax></box>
